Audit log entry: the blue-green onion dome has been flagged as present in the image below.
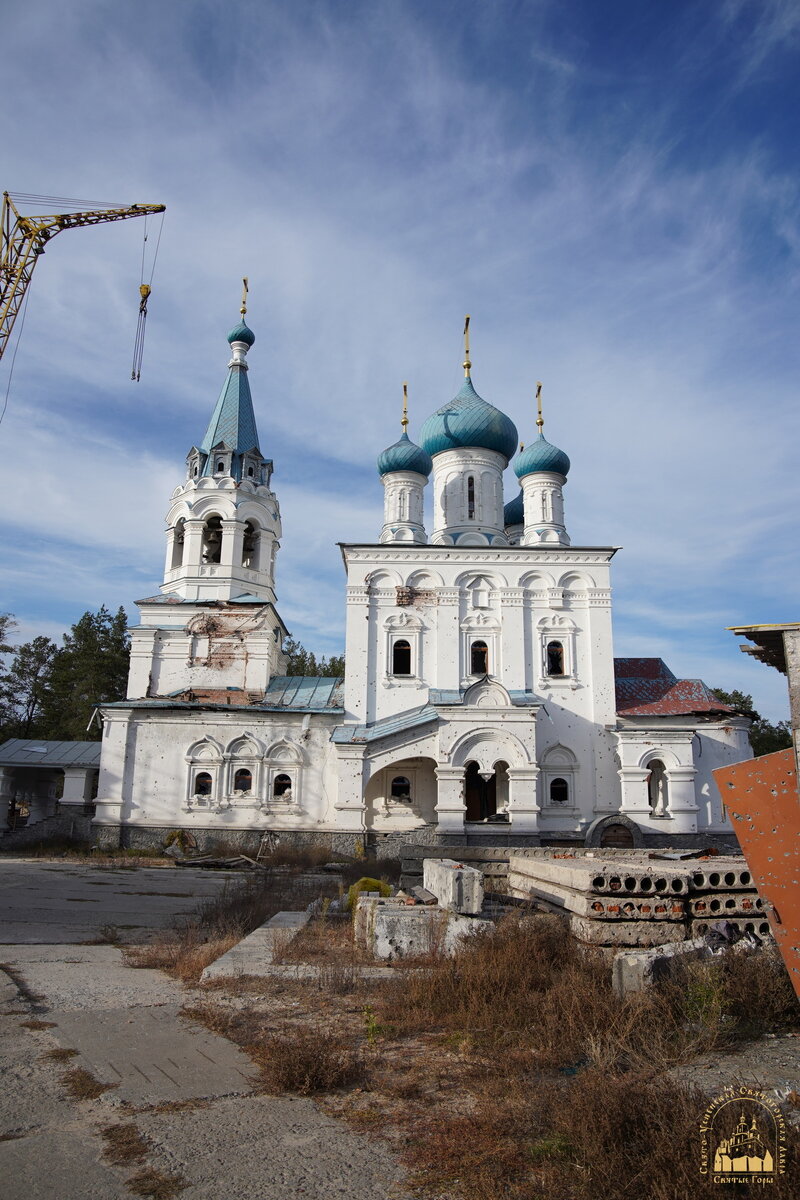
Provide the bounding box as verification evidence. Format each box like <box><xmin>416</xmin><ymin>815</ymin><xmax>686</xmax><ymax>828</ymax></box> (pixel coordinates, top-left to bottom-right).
<box><xmin>419</xmin><ymin>377</ymin><xmax>518</xmax><ymax>461</ymax></box>
<box><xmin>513</xmin><ymin>433</ymin><xmax>570</xmax><ymax>479</ymax></box>
<box><xmin>377</xmin><ymin>432</ymin><xmax>433</xmax><ymax>478</ymax></box>
<box><xmin>503</xmin><ymin>490</ymin><xmax>525</xmax><ymax>526</ymax></box>
<box><xmin>227</xmin><ymin>321</ymin><xmax>255</xmax><ymax>347</ymax></box>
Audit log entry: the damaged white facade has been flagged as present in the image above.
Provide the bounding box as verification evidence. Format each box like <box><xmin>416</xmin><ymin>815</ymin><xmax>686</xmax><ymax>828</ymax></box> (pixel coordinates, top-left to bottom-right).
<box><xmin>93</xmin><ymin>316</ymin><xmax>749</xmax><ymax>848</ymax></box>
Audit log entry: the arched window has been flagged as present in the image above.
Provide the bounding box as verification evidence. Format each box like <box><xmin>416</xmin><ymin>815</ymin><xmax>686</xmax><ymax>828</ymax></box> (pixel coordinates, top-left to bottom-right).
<box><xmin>247</xmin><ymin>466</ymin><xmax>254</xmax><ymax>477</ymax></box>
<box><xmin>242</xmin><ymin>521</ymin><xmax>259</xmax><ymax>569</ymax></box>
<box><xmin>201</xmin><ymin>515</ymin><xmax>222</xmax><ymax>564</ymax></box>
<box><xmin>471</xmin><ymin>640</ymin><xmax>489</xmax><ymax>674</ymax></box>
<box><xmin>193</xmin><ymin>466</ymin><xmax>199</xmax><ymax>477</ymax></box>
<box><xmin>171</xmin><ymin>518</ymin><xmax>186</xmax><ymax>569</ymax></box>
<box><xmin>392</xmin><ymin>639</ymin><xmax>411</xmax><ymax>675</ymax></box>
<box><xmin>273</xmin><ymin>773</ymin><xmax>292</xmax><ymax>797</ymax></box>
<box><xmin>546</xmin><ymin>640</ymin><xmax>564</xmax><ymax>676</ymax></box>
<box><xmin>467</xmin><ymin>475</ymin><xmax>475</xmax><ymax>519</ymax></box>
<box><xmin>647</xmin><ymin>759</ymin><xmax>668</xmax><ymax>817</ymax></box>
<box><xmin>216</xmin><ymin>460</ymin><xmax>225</xmax><ymax>474</ymax></box>
<box><xmin>195</xmin><ymin>772</ymin><xmax>212</xmax><ymax>796</ymax></box>
<box><xmin>549</xmin><ymin>777</ymin><xmax>569</xmax><ymax>805</ymax></box>
<box><xmin>390</xmin><ymin>775</ymin><xmax>411</xmax><ymax>800</ymax></box>
<box><xmin>234</xmin><ymin>768</ymin><xmax>252</xmax><ymax>793</ymax></box>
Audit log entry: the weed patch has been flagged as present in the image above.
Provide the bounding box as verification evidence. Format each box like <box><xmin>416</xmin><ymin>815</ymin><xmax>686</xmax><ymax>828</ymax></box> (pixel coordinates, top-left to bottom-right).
<box><xmin>60</xmin><ymin>1067</ymin><xmax>117</xmax><ymax>1100</ymax></box>
<box><xmin>43</xmin><ymin>1047</ymin><xmax>79</xmax><ymax>1062</ymax></box>
<box><xmin>258</xmin><ymin>1026</ymin><xmax>365</xmax><ymax>1094</ymax></box>
<box><xmin>126</xmin><ymin>1167</ymin><xmax>187</xmax><ymax>1199</ymax></box>
<box><xmin>19</xmin><ymin>1019</ymin><xmax>57</xmax><ymax>1030</ymax></box>
<box><xmin>100</xmin><ymin>1122</ymin><xmax>150</xmax><ymax>1164</ymax></box>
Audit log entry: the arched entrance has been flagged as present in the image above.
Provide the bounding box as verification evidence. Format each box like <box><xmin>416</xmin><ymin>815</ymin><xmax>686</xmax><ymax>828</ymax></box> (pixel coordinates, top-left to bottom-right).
<box><xmin>465</xmin><ymin>761</ymin><xmax>495</xmax><ymax>821</ymax></box>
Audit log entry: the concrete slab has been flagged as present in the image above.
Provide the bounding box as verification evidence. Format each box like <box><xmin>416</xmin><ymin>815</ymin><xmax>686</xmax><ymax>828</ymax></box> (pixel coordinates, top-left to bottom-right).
<box><xmin>569</xmin><ymin>914</ymin><xmax>687</xmax><ymax>947</ymax></box>
<box><xmin>355</xmin><ymin>896</ymin><xmax>492</xmax><ymax>959</ymax></box>
<box><xmin>51</xmin><ymin>1005</ymin><xmax>256</xmax><ymax>1104</ymax></box>
<box><xmin>612</xmin><ymin>938</ymin><xmax>709</xmax><ymax>997</ymax></box>
<box><xmin>0</xmin><ymin>944</ymin><xmax>180</xmax><ymax>1009</ymax></box>
<box><xmin>135</xmin><ymin>1091</ymin><xmax>409</xmax><ymax>1200</ymax></box>
<box><xmin>423</xmin><ymin>858</ymin><xmax>484</xmax><ymax>914</ymax></box>
<box><xmin>0</xmin><ymin>1128</ymin><xmax>132</xmax><ymax>1200</ymax></box>
<box><xmin>201</xmin><ymin>911</ymin><xmax>310</xmax><ymax>981</ymax></box>
<box><xmin>507</xmin><ymin>871</ymin><xmax>686</xmax><ymax>920</ymax></box>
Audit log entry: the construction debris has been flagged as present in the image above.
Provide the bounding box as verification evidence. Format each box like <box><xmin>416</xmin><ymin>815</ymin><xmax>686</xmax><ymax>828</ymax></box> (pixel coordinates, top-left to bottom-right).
<box><xmin>508</xmin><ymin>850</ymin><xmax>770</xmax><ymax>948</ymax></box>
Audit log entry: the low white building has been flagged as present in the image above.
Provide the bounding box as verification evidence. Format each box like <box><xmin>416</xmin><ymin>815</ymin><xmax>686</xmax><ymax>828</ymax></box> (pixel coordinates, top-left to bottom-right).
<box><xmin>86</xmin><ymin>314</ymin><xmax>749</xmax><ymax>852</ymax></box>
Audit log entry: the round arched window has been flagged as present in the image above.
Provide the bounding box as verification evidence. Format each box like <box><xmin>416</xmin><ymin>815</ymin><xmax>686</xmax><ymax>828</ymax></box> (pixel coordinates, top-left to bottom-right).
<box><xmin>234</xmin><ymin>768</ymin><xmax>252</xmax><ymax>793</ymax></box>
<box><xmin>390</xmin><ymin>776</ymin><xmax>411</xmax><ymax>800</ymax></box>
<box><xmin>549</xmin><ymin>777</ymin><xmax>569</xmax><ymax>804</ymax></box>
<box><xmin>471</xmin><ymin>640</ymin><xmax>489</xmax><ymax>674</ymax></box>
<box><xmin>195</xmin><ymin>772</ymin><xmax>212</xmax><ymax>797</ymax></box>
<box><xmin>273</xmin><ymin>773</ymin><xmax>292</xmax><ymax>797</ymax></box>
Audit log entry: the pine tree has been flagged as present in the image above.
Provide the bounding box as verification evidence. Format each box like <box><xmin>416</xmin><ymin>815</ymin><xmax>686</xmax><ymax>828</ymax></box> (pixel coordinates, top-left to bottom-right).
<box><xmin>40</xmin><ymin>606</ymin><xmax>130</xmax><ymax>740</ymax></box>
<box><xmin>4</xmin><ymin>636</ymin><xmax>58</xmax><ymax>739</ymax></box>
<box><xmin>283</xmin><ymin>636</ymin><xmax>344</xmax><ymax>678</ymax></box>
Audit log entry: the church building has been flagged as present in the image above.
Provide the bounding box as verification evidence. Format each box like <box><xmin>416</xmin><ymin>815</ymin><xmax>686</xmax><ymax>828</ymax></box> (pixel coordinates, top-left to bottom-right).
<box><xmin>88</xmin><ymin>309</ymin><xmax>748</xmax><ymax>851</ymax></box>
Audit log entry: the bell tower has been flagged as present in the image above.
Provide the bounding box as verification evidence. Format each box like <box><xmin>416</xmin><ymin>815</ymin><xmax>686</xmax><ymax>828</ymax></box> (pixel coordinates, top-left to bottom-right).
<box><xmin>161</xmin><ymin>290</ymin><xmax>282</xmax><ymax>603</ymax></box>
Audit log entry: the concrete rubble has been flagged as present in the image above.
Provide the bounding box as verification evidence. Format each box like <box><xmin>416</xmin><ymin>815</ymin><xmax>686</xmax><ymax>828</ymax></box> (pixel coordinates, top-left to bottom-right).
<box><xmin>508</xmin><ymin>849</ymin><xmax>770</xmax><ymax>948</ymax></box>
<box><xmin>354</xmin><ymin>858</ymin><xmax>493</xmax><ymax>960</ymax></box>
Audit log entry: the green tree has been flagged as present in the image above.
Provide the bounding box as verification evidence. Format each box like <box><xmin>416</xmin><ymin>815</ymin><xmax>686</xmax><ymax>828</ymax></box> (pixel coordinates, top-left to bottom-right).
<box><xmin>0</xmin><ymin>613</ymin><xmax>18</xmax><ymax>740</ymax></box>
<box><xmin>711</xmin><ymin>688</ymin><xmax>792</xmax><ymax>758</ymax></box>
<box><xmin>40</xmin><ymin>606</ymin><xmax>130</xmax><ymax>741</ymax></box>
<box><xmin>3</xmin><ymin>636</ymin><xmax>58</xmax><ymax>739</ymax></box>
<box><xmin>283</xmin><ymin>636</ymin><xmax>344</xmax><ymax>678</ymax></box>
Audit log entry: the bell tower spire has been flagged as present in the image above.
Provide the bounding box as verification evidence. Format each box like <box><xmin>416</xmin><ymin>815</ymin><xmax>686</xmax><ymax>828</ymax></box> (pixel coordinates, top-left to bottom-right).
<box><xmin>160</xmin><ymin>291</ymin><xmax>283</xmax><ymax>602</ymax></box>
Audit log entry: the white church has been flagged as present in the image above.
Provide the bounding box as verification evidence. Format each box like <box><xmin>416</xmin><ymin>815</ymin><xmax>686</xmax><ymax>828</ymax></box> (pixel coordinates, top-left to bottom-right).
<box><xmin>81</xmin><ymin>311</ymin><xmax>749</xmax><ymax>852</ymax></box>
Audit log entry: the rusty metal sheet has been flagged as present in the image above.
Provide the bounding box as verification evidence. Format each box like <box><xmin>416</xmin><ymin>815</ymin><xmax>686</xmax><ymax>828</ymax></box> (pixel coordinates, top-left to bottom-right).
<box><xmin>713</xmin><ymin>748</ymin><xmax>800</xmax><ymax>999</ymax></box>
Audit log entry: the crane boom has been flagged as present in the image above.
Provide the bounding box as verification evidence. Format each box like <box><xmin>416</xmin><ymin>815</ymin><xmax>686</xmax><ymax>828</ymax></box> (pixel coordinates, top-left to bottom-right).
<box><xmin>0</xmin><ymin>192</ymin><xmax>166</xmax><ymax>361</ymax></box>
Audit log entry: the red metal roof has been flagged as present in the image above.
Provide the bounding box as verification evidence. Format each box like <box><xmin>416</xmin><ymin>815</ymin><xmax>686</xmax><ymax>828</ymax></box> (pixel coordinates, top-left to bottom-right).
<box><xmin>614</xmin><ymin>658</ymin><xmax>736</xmax><ymax>718</ymax></box>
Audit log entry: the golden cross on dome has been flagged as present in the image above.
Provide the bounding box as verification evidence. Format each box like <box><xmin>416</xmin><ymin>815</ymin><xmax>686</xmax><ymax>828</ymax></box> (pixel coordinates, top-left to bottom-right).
<box><xmin>240</xmin><ymin>276</ymin><xmax>249</xmax><ymax>318</ymax></box>
<box><xmin>402</xmin><ymin>382</ymin><xmax>409</xmax><ymax>430</ymax></box>
<box><xmin>463</xmin><ymin>314</ymin><xmax>471</xmax><ymax>377</ymax></box>
<box><xmin>536</xmin><ymin>381</ymin><xmax>544</xmax><ymax>432</ymax></box>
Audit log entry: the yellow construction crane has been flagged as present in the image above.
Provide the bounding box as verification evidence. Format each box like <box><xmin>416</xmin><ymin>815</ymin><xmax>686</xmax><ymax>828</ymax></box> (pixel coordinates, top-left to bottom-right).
<box><xmin>0</xmin><ymin>191</ymin><xmax>166</xmax><ymax>362</ymax></box>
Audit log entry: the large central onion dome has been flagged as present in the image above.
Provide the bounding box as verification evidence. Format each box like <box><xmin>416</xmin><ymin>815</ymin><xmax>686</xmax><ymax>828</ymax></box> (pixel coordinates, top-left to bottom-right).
<box><xmin>419</xmin><ymin>377</ymin><xmax>518</xmax><ymax>461</ymax></box>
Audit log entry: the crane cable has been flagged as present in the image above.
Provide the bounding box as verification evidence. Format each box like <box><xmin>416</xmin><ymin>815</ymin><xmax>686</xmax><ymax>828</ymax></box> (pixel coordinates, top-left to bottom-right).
<box><xmin>0</xmin><ymin>284</ymin><xmax>31</xmax><ymax>431</ymax></box>
<box><xmin>131</xmin><ymin>210</ymin><xmax>165</xmax><ymax>382</ymax></box>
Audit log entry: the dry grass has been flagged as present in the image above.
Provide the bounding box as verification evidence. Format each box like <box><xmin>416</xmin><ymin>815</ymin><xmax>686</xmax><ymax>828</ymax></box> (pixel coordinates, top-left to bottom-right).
<box><xmin>126</xmin><ymin>1167</ymin><xmax>187</xmax><ymax>1199</ymax></box>
<box><xmin>258</xmin><ymin>1026</ymin><xmax>365</xmax><ymax>1094</ymax></box>
<box><xmin>125</xmin><ymin>869</ymin><xmax>340</xmax><ymax>983</ymax></box>
<box><xmin>127</xmin><ymin>933</ymin><xmax>239</xmax><ymax>983</ymax></box>
<box><xmin>43</xmin><ymin>1047</ymin><xmax>78</xmax><ymax>1062</ymax></box>
<box><xmin>100</xmin><ymin>1122</ymin><xmax>150</xmax><ymax>1165</ymax></box>
<box><xmin>60</xmin><ymin>1067</ymin><xmax>117</xmax><ymax>1100</ymax></box>
<box><xmin>18</xmin><ymin>1019</ymin><xmax>57</xmax><ymax>1030</ymax></box>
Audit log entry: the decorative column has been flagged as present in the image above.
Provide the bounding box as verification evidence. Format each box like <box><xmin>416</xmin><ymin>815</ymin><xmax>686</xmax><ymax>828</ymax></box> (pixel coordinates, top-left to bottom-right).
<box><xmin>665</xmin><ymin>765</ymin><xmax>699</xmax><ymax>834</ymax></box>
<box><xmin>0</xmin><ymin>767</ymin><xmax>16</xmax><ymax>830</ymax></box>
<box><xmin>220</xmin><ymin>518</ymin><xmax>243</xmax><ymax>574</ymax></box>
<box><xmin>506</xmin><ymin>766</ymin><xmax>540</xmax><ymax>833</ymax></box>
<box><xmin>435</xmin><ymin>766</ymin><xmax>466</xmax><ymax>834</ymax></box>
<box><xmin>333</xmin><ymin>747</ymin><xmax>367</xmax><ymax>831</ymax></box>
<box><xmin>61</xmin><ymin>768</ymin><xmax>96</xmax><ymax>808</ymax></box>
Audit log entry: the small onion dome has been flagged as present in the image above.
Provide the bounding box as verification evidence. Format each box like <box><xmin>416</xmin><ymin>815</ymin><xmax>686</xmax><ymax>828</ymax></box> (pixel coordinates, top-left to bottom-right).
<box><xmin>377</xmin><ymin>431</ymin><xmax>433</xmax><ymax>478</ymax></box>
<box><xmin>419</xmin><ymin>377</ymin><xmax>518</xmax><ymax>461</ymax></box>
<box><xmin>513</xmin><ymin>432</ymin><xmax>570</xmax><ymax>479</ymax></box>
<box><xmin>227</xmin><ymin>321</ymin><xmax>255</xmax><ymax>347</ymax></box>
<box><xmin>503</xmin><ymin>489</ymin><xmax>525</xmax><ymax>526</ymax></box>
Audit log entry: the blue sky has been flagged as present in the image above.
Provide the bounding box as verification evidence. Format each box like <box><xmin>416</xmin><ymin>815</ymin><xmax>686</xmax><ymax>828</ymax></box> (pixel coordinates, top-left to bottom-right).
<box><xmin>2</xmin><ymin>0</ymin><xmax>799</xmax><ymax>719</ymax></box>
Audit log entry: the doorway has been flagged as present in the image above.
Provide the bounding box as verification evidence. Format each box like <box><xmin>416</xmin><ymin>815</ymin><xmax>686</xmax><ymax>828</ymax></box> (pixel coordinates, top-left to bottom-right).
<box><xmin>464</xmin><ymin>761</ymin><xmax>496</xmax><ymax>821</ymax></box>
